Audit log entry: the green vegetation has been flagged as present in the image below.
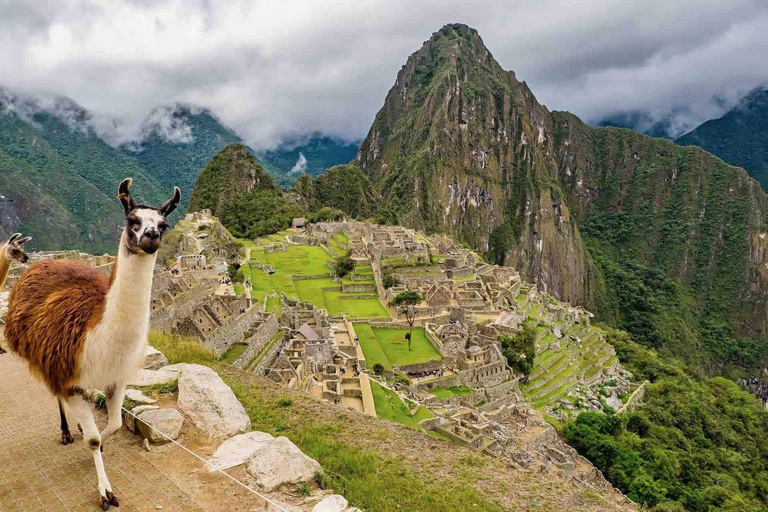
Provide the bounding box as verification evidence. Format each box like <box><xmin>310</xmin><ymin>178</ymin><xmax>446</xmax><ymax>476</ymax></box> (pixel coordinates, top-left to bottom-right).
<box><xmin>219</xmin><ymin>342</ymin><xmax>249</xmax><ymax>364</ymax></box>
<box><xmin>430</xmin><ymin>386</ymin><xmax>473</xmax><ymax>399</ymax></box>
<box><xmin>564</xmin><ymin>328</ymin><xmax>768</xmax><ymax>511</ymax></box>
<box><xmin>244</xmin><ymin>243</ymin><xmax>389</xmax><ymax>318</ymax></box>
<box><xmin>370</xmin><ymin>380</ymin><xmax>432</xmax><ymax>429</ymax></box>
<box><xmin>147</xmin><ymin>331</ymin><xmax>217</xmax><ymax>366</ymax></box>
<box><xmin>354</xmin><ymin>324</ymin><xmax>441</xmax><ymax>370</ymax></box>
<box><xmin>499</xmin><ymin>324</ymin><xmax>536</xmax><ymax>375</ymax></box>
<box><xmin>388</xmin><ymin>291</ymin><xmax>423</xmax><ymax>350</ymax></box>
<box><xmin>258</xmin><ymin>134</ymin><xmax>359</xmax><ymax>182</ymax></box>
<box><xmin>294</xmin><ymin>163</ymin><xmax>379</xmax><ymax>218</ymax></box>
<box><xmin>676</xmin><ymin>86</ymin><xmax>768</xmax><ymax>191</ymax></box>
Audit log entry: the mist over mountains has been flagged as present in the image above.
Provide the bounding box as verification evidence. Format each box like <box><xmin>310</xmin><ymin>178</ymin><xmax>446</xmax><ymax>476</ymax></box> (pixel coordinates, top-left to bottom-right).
<box><xmin>0</xmin><ymin>86</ymin><xmax>358</xmax><ymax>252</ymax></box>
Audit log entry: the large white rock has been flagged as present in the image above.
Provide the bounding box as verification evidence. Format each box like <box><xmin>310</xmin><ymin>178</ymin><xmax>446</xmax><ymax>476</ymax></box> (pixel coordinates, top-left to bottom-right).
<box><xmin>137</xmin><ymin>408</ymin><xmax>184</xmax><ymax>443</ymax></box>
<box><xmin>313</xmin><ymin>495</ymin><xmax>348</xmax><ymax>512</ymax></box>
<box><xmin>176</xmin><ymin>364</ymin><xmax>251</xmax><ymax>438</ymax></box>
<box><xmin>125</xmin><ymin>388</ymin><xmax>157</xmax><ymax>404</ymax></box>
<box><xmin>143</xmin><ymin>345</ymin><xmax>169</xmax><ymax>370</ymax></box>
<box><xmin>125</xmin><ymin>405</ymin><xmax>159</xmax><ymax>433</ymax></box>
<box><xmin>246</xmin><ymin>436</ymin><xmax>322</xmax><ymax>491</ymax></box>
<box><xmin>207</xmin><ymin>431</ymin><xmax>274</xmax><ymax>471</ymax></box>
<box><xmin>131</xmin><ymin>368</ymin><xmax>180</xmax><ymax>387</ymax></box>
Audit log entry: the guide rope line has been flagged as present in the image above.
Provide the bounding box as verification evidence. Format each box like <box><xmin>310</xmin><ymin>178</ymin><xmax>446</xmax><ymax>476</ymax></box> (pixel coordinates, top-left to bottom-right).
<box><xmin>95</xmin><ymin>389</ymin><xmax>289</xmax><ymax>512</ymax></box>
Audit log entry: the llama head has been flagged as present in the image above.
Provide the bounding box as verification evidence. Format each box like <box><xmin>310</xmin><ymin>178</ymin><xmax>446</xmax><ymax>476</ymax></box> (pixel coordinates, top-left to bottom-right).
<box><xmin>117</xmin><ymin>178</ymin><xmax>181</xmax><ymax>255</ymax></box>
<box><xmin>3</xmin><ymin>233</ymin><xmax>31</xmax><ymax>263</ymax></box>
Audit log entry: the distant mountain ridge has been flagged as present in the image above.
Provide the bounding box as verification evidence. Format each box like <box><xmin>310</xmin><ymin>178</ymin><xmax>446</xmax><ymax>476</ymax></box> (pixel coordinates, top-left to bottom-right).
<box><xmin>675</xmin><ymin>84</ymin><xmax>768</xmax><ymax>190</ymax></box>
<box><xmin>258</xmin><ymin>133</ymin><xmax>359</xmax><ymax>184</ymax></box>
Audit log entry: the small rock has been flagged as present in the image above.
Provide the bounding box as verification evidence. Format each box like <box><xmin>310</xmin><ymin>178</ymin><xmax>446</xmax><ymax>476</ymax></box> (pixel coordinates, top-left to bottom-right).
<box><xmin>246</xmin><ymin>436</ymin><xmax>322</xmax><ymax>491</ymax></box>
<box><xmin>143</xmin><ymin>438</ymin><xmax>152</xmax><ymax>452</ymax></box>
<box><xmin>125</xmin><ymin>405</ymin><xmax>159</xmax><ymax>433</ymax></box>
<box><xmin>177</xmin><ymin>364</ymin><xmax>250</xmax><ymax>438</ymax></box>
<box><xmin>207</xmin><ymin>431</ymin><xmax>274</xmax><ymax>471</ymax></box>
<box><xmin>131</xmin><ymin>368</ymin><xmax>180</xmax><ymax>387</ymax></box>
<box><xmin>313</xmin><ymin>495</ymin><xmax>348</xmax><ymax>512</ymax></box>
<box><xmin>143</xmin><ymin>345</ymin><xmax>169</xmax><ymax>370</ymax></box>
<box><xmin>125</xmin><ymin>388</ymin><xmax>157</xmax><ymax>404</ymax></box>
<box><xmin>605</xmin><ymin>395</ymin><xmax>623</xmax><ymax>411</ymax></box>
<box><xmin>137</xmin><ymin>408</ymin><xmax>184</xmax><ymax>444</ymax></box>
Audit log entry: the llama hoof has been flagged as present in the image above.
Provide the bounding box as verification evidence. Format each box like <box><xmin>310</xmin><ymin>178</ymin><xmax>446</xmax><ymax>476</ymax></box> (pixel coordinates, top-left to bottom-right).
<box><xmin>106</xmin><ymin>490</ymin><xmax>119</xmax><ymax>507</ymax></box>
<box><xmin>60</xmin><ymin>431</ymin><xmax>74</xmax><ymax>445</ymax></box>
<box><xmin>77</xmin><ymin>423</ymin><xmax>83</xmax><ymax>433</ymax></box>
<box><xmin>100</xmin><ymin>497</ymin><xmax>110</xmax><ymax>510</ymax></box>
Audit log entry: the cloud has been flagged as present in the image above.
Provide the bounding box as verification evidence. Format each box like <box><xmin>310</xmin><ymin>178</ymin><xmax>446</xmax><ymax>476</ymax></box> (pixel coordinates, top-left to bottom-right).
<box><xmin>1</xmin><ymin>0</ymin><xmax>766</xmax><ymax>147</ymax></box>
<box><xmin>290</xmin><ymin>153</ymin><xmax>308</xmax><ymax>174</ymax></box>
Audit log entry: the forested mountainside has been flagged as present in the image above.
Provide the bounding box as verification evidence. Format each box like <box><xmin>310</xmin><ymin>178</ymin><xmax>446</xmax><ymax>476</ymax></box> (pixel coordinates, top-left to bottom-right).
<box><xmin>258</xmin><ymin>133</ymin><xmax>359</xmax><ymax>182</ymax></box>
<box><xmin>676</xmin><ymin>85</ymin><xmax>768</xmax><ymax>191</ymax></box>
<box><xmin>345</xmin><ymin>23</ymin><xmax>768</xmax><ymax>373</ymax></box>
<box><xmin>0</xmin><ymin>90</ymin><xmax>165</xmax><ymax>253</ymax></box>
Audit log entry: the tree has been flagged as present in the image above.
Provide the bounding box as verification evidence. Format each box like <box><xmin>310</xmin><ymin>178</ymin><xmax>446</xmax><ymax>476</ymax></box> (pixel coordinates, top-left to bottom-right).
<box><xmin>499</xmin><ymin>324</ymin><xmax>536</xmax><ymax>376</ymax></box>
<box><xmin>388</xmin><ymin>291</ymin><xmax>423</xmax><ymax>351</ymax></box>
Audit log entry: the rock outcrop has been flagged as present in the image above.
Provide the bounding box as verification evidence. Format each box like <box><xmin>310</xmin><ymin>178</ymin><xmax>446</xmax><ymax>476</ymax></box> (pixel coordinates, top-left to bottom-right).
<box><xmin>245</xmin><ymin>436</ymin><xmax>322</xmax><ymax>491</ymax></box>
<box><xmin>176</xmin><ymin>364</ymin><xmax>251</xmax><ymax>438</ymax></box>
<box><xmin>207</xmin><ymin>431</ymin><xmax>275</xmax><ymax>471</ymax></box>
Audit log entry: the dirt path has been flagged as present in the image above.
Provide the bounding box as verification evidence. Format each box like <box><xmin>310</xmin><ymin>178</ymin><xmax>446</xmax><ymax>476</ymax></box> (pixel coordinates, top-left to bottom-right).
<box><xmin>0</xmin><ymin>350</ymin><xmax>273</xmax><ymax>512</ymax></box>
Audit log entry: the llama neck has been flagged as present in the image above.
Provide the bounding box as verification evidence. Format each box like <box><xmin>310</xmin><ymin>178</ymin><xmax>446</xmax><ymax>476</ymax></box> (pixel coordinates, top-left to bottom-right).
<box><xmin>0</xmin><ymin>247</ymin><xmax>10</xmax><ymax>290</ymax></box>
<box><xmin>103</xmin><ymin>235</ymin><xmax>157</xmax><ymax>329</ymax></box>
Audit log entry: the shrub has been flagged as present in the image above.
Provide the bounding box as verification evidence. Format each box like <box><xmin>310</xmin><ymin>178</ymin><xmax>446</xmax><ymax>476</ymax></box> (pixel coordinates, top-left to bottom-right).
<box><xmin>372</xmin><ymin>363</ymin><xmax>385</xmax><ymax>375</ymax></box>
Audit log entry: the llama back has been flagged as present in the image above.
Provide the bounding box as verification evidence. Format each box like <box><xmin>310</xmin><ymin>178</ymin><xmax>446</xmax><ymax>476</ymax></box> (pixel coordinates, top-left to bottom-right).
<box><xmin>4</xmin><ymin>260</ymin><xmax>108</xmax><ymax>395</ymax></box>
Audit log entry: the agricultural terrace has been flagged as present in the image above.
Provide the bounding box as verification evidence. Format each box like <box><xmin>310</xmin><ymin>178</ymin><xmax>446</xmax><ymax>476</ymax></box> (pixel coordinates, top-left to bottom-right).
<box><xmin>369</xmin><ymin>380</ymin><xmax>433</xmax><ymax>429</ymax></box>
<box><xmin>238</xmin><ymin>234</ymin><xmax>389</xmax><ymax>319</ymax></box>
<box><xmin>354</xmin><ymin>324</ymin><xmax>442</xmax><ymax>371</ymax></box>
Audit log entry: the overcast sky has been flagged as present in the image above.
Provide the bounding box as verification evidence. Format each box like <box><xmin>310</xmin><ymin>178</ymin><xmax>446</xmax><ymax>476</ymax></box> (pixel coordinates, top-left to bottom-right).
<box><xmin>2</xmin><ymin>0</ymin><xmax>767</xmax><ymax>148</ymax></box>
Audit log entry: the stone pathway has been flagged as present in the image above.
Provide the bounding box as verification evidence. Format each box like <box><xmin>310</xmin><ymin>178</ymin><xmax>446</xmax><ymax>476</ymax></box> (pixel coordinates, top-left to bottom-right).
<box><xmin>0</xmin><ymin>352</ymin><xmax>263</xmax><ymax>512</ymax></box>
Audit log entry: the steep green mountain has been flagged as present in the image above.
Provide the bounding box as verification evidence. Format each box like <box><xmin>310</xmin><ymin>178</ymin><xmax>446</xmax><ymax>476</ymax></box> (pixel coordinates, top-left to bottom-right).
<box><xmin>676</xmin><ymin>85</ymin><xmax>768</xmax><ymax>190</ymax></box>
<box><xmin>290</xmin><ymin>163</ymin><xmax>378</xmax><ymax>219</ymax></box>
<box><xmin>0</xmin><ymin>90</ymin><xmax>165</xmax><ymax>253</ymax></box>
<box><xmin>187</xmin><ymin>143</ymin><xmax>303</xmax><ymax>238</ymax></box>
<box><xmin>122</xmin><ymin>104</ymin><xmax>290</xmax><ymax>207</ymax></box>
<box><xmin>258</xmin><ymin>133</ymin><xmax>359</xmax><ymax>183</ymax></box>
<box><xmin>354</xmin><ymin>23</ymin><xmax>768</xmax><ymax>373</ymax></box>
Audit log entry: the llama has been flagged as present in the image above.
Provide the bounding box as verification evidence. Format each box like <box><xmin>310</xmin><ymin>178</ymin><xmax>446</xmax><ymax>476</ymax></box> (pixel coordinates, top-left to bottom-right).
<box><xmin>4</xmin><ymin>179</ymin><xmax>180</xmax><ymax>510</ymax></box>
<box><xmin>0</xmin><ymin>232</ymin><xmax>31</xmax><ymax>288</ymax></box>
<box><xmin>0</xmin><ymin>233</ymin><xmax>31</xmax><ymax>354</ymax></box>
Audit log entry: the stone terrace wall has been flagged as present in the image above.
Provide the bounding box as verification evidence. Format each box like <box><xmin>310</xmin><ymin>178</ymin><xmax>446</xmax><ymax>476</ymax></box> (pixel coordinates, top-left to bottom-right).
<box><xmin>232</xmin><ymin>314</ymin><xmax>280</xmax><ymax>370</ymax></box>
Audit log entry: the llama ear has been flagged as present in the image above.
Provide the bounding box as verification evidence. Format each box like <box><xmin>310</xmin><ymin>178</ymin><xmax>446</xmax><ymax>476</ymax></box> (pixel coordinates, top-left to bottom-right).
<box><xmin>17</xmin><ymin>236</ymin><xmax>31</xmax><ymax>245</ymax></box>
<box><xmin>117</xmin><ymin>178</ymin><xmax>137</xmax><ymax>215</ymax></box>
<box><xmin>159</xmin><ymin>186</ymin><xmax>181</xmax><ymax>217</ymax></box>
<box><xmin>7</xmin><ymin>233</ymin><xmax>21</xmax><ymax>243</ymax></box>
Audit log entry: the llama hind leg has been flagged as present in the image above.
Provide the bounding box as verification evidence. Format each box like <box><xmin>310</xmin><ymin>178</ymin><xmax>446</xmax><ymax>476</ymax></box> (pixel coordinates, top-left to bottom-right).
<box><xmin>99</xmin><ymin>383</ymin><xmax>126</xmax><ymax>449</ymax></box>
<box><xmin>57</xmin><ymin>398</ymin><xmax>74</xmax><ymax>445</ymax></box>
<box><xmin>67</xmin><ymin>394</ymin><xmax>119</xmax><ymax>509</ymax></box>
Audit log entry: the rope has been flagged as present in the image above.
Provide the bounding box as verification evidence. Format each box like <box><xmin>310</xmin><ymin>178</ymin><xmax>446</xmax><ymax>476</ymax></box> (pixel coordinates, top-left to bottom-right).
<box><xmin>95</xmin><ymin>389</ymin><xmax>289</xmax><ymax>512</ymax></box>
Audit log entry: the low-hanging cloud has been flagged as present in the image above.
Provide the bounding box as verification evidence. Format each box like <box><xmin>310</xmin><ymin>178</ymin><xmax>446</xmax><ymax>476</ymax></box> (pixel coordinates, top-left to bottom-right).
<box><xmin>290</xmin><ymin>153</ymin><xmax>308</xmax><ymax>174</ymax></box>
<box><xmin>2</xmin><ymin>0</ymin><xmax>767</xmax><ymax>148</ymax></box>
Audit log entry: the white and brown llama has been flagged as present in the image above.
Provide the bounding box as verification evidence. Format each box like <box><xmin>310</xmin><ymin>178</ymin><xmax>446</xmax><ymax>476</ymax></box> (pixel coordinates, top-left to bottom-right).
<box><xmin>0</xmin><ymin>233</ymin><xmax>31</xmax><ymax>354</ymax></box>
<box><xmin>4</xmin><ymin>179</ymin><xmax>180</xmax><ymax>510</ymax></box>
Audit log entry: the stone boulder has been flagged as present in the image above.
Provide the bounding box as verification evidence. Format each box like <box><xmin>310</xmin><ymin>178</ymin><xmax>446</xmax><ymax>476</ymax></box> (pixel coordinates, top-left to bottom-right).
<box><xmin>143</xmin><ymin>345</ymin><xmax>169</xmax><ymax>370</ymax></box>
<box><xmin>605</xmin><ymin>395</ymin><xmax>623</xmax><ymax>411</ymax></box>
<box><xmin>177</xmin><ymin>364</ymin><xmax>251</xmax><ymax>438</ymax></box>
<box><xmin>131</xmin><ymin>368</ymin><xmax>181</xmax><ymax>387</ymax></box>
<box><xmin>125</xmin><ymin>388</ymin><xmax>156</xmax><ymax>404</ymax></box>
<box><xmin>246</xmin><ymin>437</ymin><xmax>322</xmax><ymax>491</ymax></box>
<box><xmin>313</xmin><ymin>495</ymin><xmax>348</xmax><ymax>512</ymax></box>
<box><xmin>207</xmin><ymin>431</ymin><xmax>274</xmax><ymax>471</ymax></box>
<box><xmin>137</xmin><ymin>408</ymin><xmax>184</xmax><ymax>443</ymax></box>
<box><xmin>125</xmin><ymin>405</ymin><xmax>159</xmax><ymax>433</ymax></box>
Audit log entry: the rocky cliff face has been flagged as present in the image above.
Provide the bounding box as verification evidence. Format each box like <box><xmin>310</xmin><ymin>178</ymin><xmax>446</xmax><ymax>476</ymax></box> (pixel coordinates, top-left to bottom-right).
<box><xmin>355</xmin><ymin>24</ymin><xmax>768</xmax><ymax>364</ymax></box>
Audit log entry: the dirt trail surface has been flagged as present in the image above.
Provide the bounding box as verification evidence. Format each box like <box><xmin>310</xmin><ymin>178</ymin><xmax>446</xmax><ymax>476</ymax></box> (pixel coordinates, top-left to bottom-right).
<box><xmin>0</xmin><ymin>351</ymin><xmax>269</xmax><ymax>512</ymax></box>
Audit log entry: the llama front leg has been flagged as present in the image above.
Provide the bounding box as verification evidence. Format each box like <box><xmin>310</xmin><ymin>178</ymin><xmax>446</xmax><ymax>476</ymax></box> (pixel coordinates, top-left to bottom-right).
<box><xmin>57</xmin><ymin>398</ymin><xmax>74</xmax><ymax>445</ymax></box>
<box><xmin>67</xmin><ymin>394</ymin><xmax>119</xmax><ymax>510</ymax></box>
<box><xmin>99</xmin><ymin>383</ymin><xmax>126</xmax><ymax>448</ymax></box>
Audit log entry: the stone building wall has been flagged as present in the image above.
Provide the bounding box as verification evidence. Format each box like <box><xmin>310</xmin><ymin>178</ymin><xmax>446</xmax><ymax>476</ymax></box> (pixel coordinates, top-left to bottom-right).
<box><xmin>231</xmin><ymin>314</ymin><xmax>280</xmax><ymax>370</ymax></box>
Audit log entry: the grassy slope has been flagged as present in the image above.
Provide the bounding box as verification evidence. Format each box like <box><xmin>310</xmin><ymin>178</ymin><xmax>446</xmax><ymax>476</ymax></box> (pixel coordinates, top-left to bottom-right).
<box><xmin>355</xmin><ymin>325</ymin><xmax>441</xmax><ymax>370</ymax></box>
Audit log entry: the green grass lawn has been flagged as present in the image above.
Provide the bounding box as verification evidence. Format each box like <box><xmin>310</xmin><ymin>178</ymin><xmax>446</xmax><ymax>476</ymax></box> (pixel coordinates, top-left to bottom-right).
<box><xmin>220</xmin><ymin>342</ymin><xmax>249</xmax><ymax>364</ymax></box>
<box><xmin>429</xmin><ymin>386</ymin><xmax>474</xmax><ymax>399</ymax></box>
<box><xmin>355</xmin><ymin>325</ymin><xmax>442</xmax><ymax>369</ymax></box>
<box><xmin>370</xmin><ymin>380</ymin><xmax>431</xmax><ymax>429</ymax></box>
<box><xmin>244</xmin><ymin>244</ymin><xmax>389</xmax><ymax>319</ymax></box>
